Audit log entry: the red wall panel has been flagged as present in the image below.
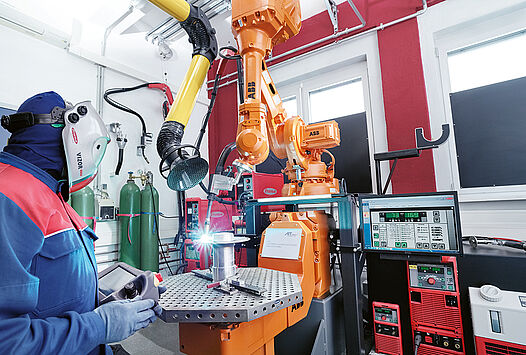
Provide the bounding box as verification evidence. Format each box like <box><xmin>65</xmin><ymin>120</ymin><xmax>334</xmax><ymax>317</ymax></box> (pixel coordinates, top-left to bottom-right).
<box><xmin>207</xmin><ymin>60</ymin><xmax>238</xmax><ymax>173</ymax></box>
<box><xmin>377</xmin><ymin>18</ymin><xmax>436</xmax><ymax>193</ymax></box>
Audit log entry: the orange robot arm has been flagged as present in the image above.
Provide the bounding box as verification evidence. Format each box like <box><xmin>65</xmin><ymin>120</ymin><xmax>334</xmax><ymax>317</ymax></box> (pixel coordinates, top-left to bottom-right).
<box><xmin>232</xmin><ymin>0</ymin><xmax>341</xmax><ymax>196</ymax></box>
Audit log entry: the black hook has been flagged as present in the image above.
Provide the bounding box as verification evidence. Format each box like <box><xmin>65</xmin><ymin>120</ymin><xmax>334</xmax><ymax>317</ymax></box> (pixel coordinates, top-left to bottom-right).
<box><xmin>415</xmin><ymin>124</ymin><xmax>450</xmax><ymax>149</ymax></box>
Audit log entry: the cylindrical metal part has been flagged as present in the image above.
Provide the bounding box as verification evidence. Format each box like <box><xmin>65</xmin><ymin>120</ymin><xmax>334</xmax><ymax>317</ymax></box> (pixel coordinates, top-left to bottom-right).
<box><xmin>70</xmin><ymin>186</ymin><xmax>96</xmax><ymax>230</ymax></box>
<box><xmin>141</xmin><ymin>183</ymin><xmax>160</xmax><ymax>272</ymax></box>
<box><xmin>211</xmin><ymin>233</ymin><xmax>237</xmax><ymax>282</ymax></box>
<box><xmin>119</xmin><ymin>177</ymin><xmax>141</xmax><ymax>268</ymax></box>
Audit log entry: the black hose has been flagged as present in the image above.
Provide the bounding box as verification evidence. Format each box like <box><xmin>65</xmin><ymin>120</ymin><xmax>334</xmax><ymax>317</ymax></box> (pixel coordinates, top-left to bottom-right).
<box><xmin>195</xmin><ymin>73</ymin><xmax>221</xmax><ymax>150</ymax></box>
<box><xmin>215</xmin><ymin>142</ymin><xmax>237</xmax><ymax>174</ymax></box>
<box><xmin>115</xmin><ymin>148</ymin><xmax>124</xmax><ymax>175</ymax></box>
<box><xmin>236</xmin><ymin>57</ymin><xmax>244</xmax><ymax>104</ymax></box>
<box><xmin>104</xmin><ymin>83</ymin><xmax>149</xmax><ymax>135</ymax></box>
<box><xmin>147</xmin><ymin>183</ymin><xmax>174</xmax><ymax>276</ymax></box>
<box><xmin>104</xmin><ymin>83</ymin><xmax>168</xmax><ymax>164</ymax></box>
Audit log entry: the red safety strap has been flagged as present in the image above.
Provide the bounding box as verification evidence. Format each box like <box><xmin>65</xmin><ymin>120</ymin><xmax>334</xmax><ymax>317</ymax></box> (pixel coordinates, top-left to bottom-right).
<box><xmin>117</xmin><ymin>213</ymin><xmax>141</xmax><ymax>244</ymax></box>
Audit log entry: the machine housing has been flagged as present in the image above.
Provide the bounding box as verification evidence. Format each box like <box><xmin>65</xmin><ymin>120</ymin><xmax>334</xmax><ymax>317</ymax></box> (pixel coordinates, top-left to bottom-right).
<box><xmin>470</xmin><ymin>286</ymin><xmax>526</xmax><ymax>354</ymax></box>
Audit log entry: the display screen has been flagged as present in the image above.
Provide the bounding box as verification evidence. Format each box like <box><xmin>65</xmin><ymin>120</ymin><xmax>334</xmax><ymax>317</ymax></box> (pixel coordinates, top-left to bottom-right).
<box><xmin>418</xmin><ymin>266</ymin><xmax>444</xmax><ymax>274</ymax></box>
<box><xmin>360</xmin><ymin>193</ymin><xmax>461</xmax><ymax>255</ymax></box>
<box><xmin>375</xmin><ymin>308</ymin><xmax>392</xmax><ymax>315</ymax></box>
<box><xmin>99</xmin><ymin>267</ymin><xmax>136</xmax><ymax>297</ymax></box>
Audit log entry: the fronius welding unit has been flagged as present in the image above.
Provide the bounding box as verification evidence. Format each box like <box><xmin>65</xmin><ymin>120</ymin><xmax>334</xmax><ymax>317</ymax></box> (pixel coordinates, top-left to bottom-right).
<box><xmin>148</xmin><ymin>0</ymin><xmax>342</xmax><ymax>354</ymax></box>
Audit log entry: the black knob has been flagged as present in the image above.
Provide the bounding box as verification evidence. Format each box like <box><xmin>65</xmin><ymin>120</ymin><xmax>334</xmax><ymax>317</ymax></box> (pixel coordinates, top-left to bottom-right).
<box><xmin>68</xmin><ymin>113</ymin><xmax>80</xmax><ymax>123</ymax></box>
<box><xmin>77</xmin><ymin>105</ymin><xmax>88</xmax><ymax>116</ymax></box>
<box><xmin>124</xmin><ymin>282</ymin><xmax>138</xmax><ymax>299</ymax></box>
<box><xmin>1</xmin><ymin>115</ymin><xmax>9</xmax><ymax>128</ymax></box>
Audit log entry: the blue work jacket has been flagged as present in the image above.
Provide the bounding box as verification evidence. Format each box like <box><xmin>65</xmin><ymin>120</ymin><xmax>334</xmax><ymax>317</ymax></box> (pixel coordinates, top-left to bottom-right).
<box><xmin>0</xmin><ymin>152</ymin><xmax>110</xmax><ymax>354</ymax></box>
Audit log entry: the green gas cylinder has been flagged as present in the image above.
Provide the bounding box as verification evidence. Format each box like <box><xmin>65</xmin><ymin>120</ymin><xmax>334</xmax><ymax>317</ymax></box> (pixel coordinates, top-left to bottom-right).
<box><xmin>70</xmin><ymin>186</ymin><xmax>95</xmax><ymax>230</ymax></box>
<box><xmin>141</xmin><ymin>180</ymin><xmax>160</xmax><ymax>272</ymax></box>
<box><xmin>119</xmin><ymin>173</ymin><xmax>141</xmax><ymax>268</ymax></box>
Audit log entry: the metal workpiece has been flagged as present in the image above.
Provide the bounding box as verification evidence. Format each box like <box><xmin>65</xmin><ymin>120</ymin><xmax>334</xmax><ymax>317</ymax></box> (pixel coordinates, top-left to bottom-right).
<box><xmin>158</xmin><ymin>267</ymin><xmax>303</xmax><ymax>323</ymax></box>
<box><xmin>210</xmin><ymin>233</ymin><xmax>249</xmax><ymax>283</ymax></box>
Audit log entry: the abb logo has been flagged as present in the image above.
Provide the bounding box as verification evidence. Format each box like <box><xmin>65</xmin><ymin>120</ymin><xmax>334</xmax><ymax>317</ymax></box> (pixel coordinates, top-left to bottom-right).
<box><xmin>263</xmin><ymin>188</ymin><xmax>277</xmax><ymax>196</ymax></box>
<box><xmin>72</xmin><ymin>128</ymin><xmax>78</xmax><ymax>144</ymax></box>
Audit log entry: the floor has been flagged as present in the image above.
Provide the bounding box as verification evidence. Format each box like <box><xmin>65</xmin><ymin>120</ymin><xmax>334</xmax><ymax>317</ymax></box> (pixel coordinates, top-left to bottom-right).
<box><xmin>119</xmin><ymin>320</ymin><xmax>183</xmax><ymax>355</ymax></box>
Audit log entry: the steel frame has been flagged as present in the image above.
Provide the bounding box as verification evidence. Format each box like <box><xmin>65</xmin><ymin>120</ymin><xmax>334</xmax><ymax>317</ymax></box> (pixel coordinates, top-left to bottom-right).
<box><xmin>245</xmin><ymin>194</ymin><xmax>366</xmax><ymax>355</ymax></box>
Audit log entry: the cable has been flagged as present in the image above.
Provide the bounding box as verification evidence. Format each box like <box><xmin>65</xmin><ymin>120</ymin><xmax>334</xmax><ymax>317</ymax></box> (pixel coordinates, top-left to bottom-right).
<box><xmin>269</xmin><ymin>152</ymin><xmax>286</xmax><ymax>170</ymax></box>
<box><xmin>414</xmin><ymin>333</ymin><xmax>422</xmax><ymax>355</ymax></box>
<box><xmin>147</xmin><ymin>183</ymin><xmax>174</xmax><ymax>276</ymax></box>
<box><xmin>104</xmin><ymin>83</ymin><xmax>153</xmax><ymax>163</ymax></box>
<box><xmin>115</xmin><ymin>148</ymin><xmax>124</xmax><ymax>175</ymax></box>
<box><xmin>159</xmin><ymin>213</ymin><xmax>181</xmax><ymax>219</ymax></box>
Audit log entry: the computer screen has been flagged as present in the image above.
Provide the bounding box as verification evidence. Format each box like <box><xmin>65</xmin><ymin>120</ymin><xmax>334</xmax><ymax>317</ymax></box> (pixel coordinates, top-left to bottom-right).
<box><xmin>360</xmin><ymin>192</ymin><xmax>462</xmax><ymax>255</ymax></box>
<box><xmin>99</xmin><ymin>266</ymin><xmax>136</xmax><ymax>297</ymax></box>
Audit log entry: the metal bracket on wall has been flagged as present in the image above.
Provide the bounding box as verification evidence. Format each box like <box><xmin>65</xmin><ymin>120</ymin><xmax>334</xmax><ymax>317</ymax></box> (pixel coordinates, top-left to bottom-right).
<box><xmin>324</xmin><ymin>0</ymin><xmax>339</xmax><ymax>34</ymax></box>
<box><xmin>374</xmin><ymin>124</ymin><xmax>451</xmax><ymax>195</ymax></box>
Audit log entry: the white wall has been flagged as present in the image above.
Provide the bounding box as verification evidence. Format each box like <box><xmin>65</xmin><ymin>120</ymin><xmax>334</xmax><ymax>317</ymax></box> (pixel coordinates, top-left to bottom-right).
<box><xmin>418</xmin><ymin>0</ymin><xmax>526</xmax><ymax>240</ymax></box>
<box><xmin>0</xmin><ymin>11</ymin><xmax>210</xmax><ymax>269</ymax></box>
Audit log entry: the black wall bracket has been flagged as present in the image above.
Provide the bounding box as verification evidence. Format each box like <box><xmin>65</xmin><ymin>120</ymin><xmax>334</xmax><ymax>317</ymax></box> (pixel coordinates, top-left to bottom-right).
<box><xmin>374</xmin><ymin>124</ymin><xmax>450</xmax><ymax>194</ymax></box>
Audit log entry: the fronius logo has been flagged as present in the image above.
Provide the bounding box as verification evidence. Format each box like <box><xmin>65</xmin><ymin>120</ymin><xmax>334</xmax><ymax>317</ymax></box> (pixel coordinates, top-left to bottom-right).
<box><xmin>211</xmin><ymin>211</ymin><xmax>225</xmax><ymax>218</ymax></box>
<box><xmin>263</xmin><ymin>188</ymin><xmax>277</xmax><ymax>195</ymax></box>
<box><xmin>72</xmin><ymin>128</ymin><xmax>79</xmax><ymax>144</ymax></box>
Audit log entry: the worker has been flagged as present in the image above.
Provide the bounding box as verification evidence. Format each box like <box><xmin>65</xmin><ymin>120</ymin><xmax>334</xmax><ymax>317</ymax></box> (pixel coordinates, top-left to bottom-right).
<box><xmin>0</xmin><ymin>92</ymin><xmax>160</xmax><ymax>354</ymax></box>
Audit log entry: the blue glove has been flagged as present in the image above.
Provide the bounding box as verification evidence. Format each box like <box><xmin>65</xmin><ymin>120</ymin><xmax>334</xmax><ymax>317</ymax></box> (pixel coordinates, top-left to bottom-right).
<box><xmin>94</xmin><ymin>297</ymin><xmax>157</xmax><ymax>344</ymax></box>
<box><xmin>153</xmin><ymin>285</ymin><xmax>167</xmax><ymax>317</ymax></box>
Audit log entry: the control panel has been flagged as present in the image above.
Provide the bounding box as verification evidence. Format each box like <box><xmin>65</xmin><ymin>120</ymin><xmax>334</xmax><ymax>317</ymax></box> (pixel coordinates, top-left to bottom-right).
<box><xmin>408</xmin><ymin>256</ymin><xmax>465</xmax><ymax>354</ymax></box>
<box><xmin>186</xmin><ymin>200</ymin><xmax>200</xmax><ymax>232</ymax></box>
<box><xmin>408</xmin><ymin>263</ymin><xmax>456</xmax><ymax>291</ymax></box>
<box><xmin>185</xmin><ymin>198</ymin><xmax>233</xmax><ymax>234</ymax></box>
<box><xmin>235</xmin><ymin>172</ymin><xmax>284</xmax><ymax>212</ymax></box>
<box><xmin>371</xmin><ymin>209</ymin><xmax>453</xmax><ymax>250</ymax></box>
<box><xmin>373</xmin><ymin>302</ymin><xmax>403</xmax><ymax>355</ymax></box>
<box><xmin>414</xmin><ymin>328</ymin><xmax>463</xmax><ymax>353</ymax></box>
<box><xmin>361</xmin><ymin>193</ymin><xmax>462</xmax><ymax>255</ymax></box>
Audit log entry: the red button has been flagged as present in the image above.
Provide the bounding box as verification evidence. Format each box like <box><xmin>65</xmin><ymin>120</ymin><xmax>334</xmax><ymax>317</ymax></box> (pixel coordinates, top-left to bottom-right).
<box><xmin>427</xmin><ymin>277</ymin><xmax>436</xmax><ymax>285</ymax></box>
<box><xmin>381</xmin><ymin>316</ymin><xmax>386</xmax><ymax>321</ymax></box>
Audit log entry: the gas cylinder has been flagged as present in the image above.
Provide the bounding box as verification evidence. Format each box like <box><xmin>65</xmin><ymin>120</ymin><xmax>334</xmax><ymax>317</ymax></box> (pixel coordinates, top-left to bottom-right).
<box><xmin>70</xmin><ymin>186</ymin><xmax>95</xmax><ymax>230</ymax></box>
<box><xmin>119</xmin><ymin>172</ymin><xmax>141</xmax><ymax>268</ymax></box>
<box><xmin>141</xmin><ymin>174</ymin><xmax>160</xmax><ymax>272</ymax></box>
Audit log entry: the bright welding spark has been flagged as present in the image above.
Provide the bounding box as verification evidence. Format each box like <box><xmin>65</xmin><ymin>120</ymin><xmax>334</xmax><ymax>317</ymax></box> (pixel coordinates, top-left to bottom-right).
<box><xmin>198</xmin><ymin>233</ymin><xmax>213</xmax><ymax>245</ymax></box>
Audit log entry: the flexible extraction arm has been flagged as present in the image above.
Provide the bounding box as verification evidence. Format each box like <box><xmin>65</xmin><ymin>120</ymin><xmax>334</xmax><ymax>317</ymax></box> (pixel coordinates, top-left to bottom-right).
<box><xmin>148</xmin><ymin>0</ymin><xmax>218</xmax><ymax>191</ymax></box>
<box><xmin>232</xmin><ymin>0</ymin><xmax>341</xmax><ymax>196</ymax></box>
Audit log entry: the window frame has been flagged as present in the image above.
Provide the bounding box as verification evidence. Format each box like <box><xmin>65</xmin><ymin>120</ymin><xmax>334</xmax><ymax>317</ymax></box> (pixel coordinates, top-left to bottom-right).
<box><xmin>434</xmin><ymin>8</ymin><xmax>526</xmax><ymax>202</ymax></box>
<box><xmin>306</xmin><ymin>77</ymin><xmax>365</xmax><ymax>124</ymax></box>
<box><xmin>276</xmin><ymin>59</ymin><xmax>380</xmax><ymax>193</ymax></box>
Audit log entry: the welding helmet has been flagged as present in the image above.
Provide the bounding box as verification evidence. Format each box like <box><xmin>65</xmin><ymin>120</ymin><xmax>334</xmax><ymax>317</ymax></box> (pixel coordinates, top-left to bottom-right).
<box><xmin>62</xmin><ymin>101</ymin><xmax>110</xmax><ymax>192</ymax></box>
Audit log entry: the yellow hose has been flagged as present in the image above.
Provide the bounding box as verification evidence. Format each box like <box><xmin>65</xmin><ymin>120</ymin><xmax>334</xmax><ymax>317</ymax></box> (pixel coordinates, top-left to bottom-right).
<box><xmin>148</xmin><ymin>0</ymin><xmax>190</xmax><ymax>22</ymax></box>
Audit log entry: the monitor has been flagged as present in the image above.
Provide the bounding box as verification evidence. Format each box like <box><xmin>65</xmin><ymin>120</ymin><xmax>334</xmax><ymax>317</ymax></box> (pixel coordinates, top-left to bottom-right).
<box><xmin>360</xmin><ymin>192</ymin><xmax>462</xmax><ymax>255</ymax></box>
<box><xmin>99</xmin><ymin>265</ymin><xmax>137</xmax><ymax>297</ymax></box>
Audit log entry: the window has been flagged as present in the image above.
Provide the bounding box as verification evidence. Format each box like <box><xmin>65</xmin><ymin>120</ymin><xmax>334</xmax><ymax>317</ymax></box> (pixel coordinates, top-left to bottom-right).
<box><xmin>308</xmin><ymin>79</ymin><xmax>365</xmax><ymax>123</ymax></box>
<box><xmin>441</xmin><ymin>28</ymin><xmax>526</xmax><ymax>192</ymax></box>
<box><xmin>448</xmin><ymin>30</ymin><xmax>526</xmax><ymax>93</ymax></box>
<box><xmin>282</xmin><ymin>96</ymin><xmax>298</xmax><ymax>117</ymax></box>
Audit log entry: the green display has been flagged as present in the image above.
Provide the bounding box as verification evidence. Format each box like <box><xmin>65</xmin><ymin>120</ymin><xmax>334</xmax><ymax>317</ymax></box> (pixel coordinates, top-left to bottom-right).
<box><xmin>405</xmin><ymin>212</ymin><xmax>420</xmax><ymax>218</ymax></box>
<box><xmin>385</xmin><ymin>212</ymin><xmax>400</xmax><ymax>218</ymax></box>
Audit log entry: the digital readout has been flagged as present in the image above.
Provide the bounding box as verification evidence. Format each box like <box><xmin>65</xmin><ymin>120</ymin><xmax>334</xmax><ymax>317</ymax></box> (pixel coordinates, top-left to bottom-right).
<box><xmin>374</xmin><ymin>308</ymin><xmax>393</xmax><ymax>315</ymax></box>
<box><xmin>380</xmin><ymin>211</ymin><xmax>427</xmax><ymax>222</ymax></box>
<box><xmin>418</xmin><ymin>266</ymin><xmax>444</xmax><ymax>274</ymax></box>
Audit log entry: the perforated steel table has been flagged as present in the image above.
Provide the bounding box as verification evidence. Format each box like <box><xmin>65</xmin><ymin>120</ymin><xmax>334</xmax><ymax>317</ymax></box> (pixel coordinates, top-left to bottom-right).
<box><xmin>159</xmin><ymin>267</ymin><xmax>302</xmax><ymax>323</ymax></box>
